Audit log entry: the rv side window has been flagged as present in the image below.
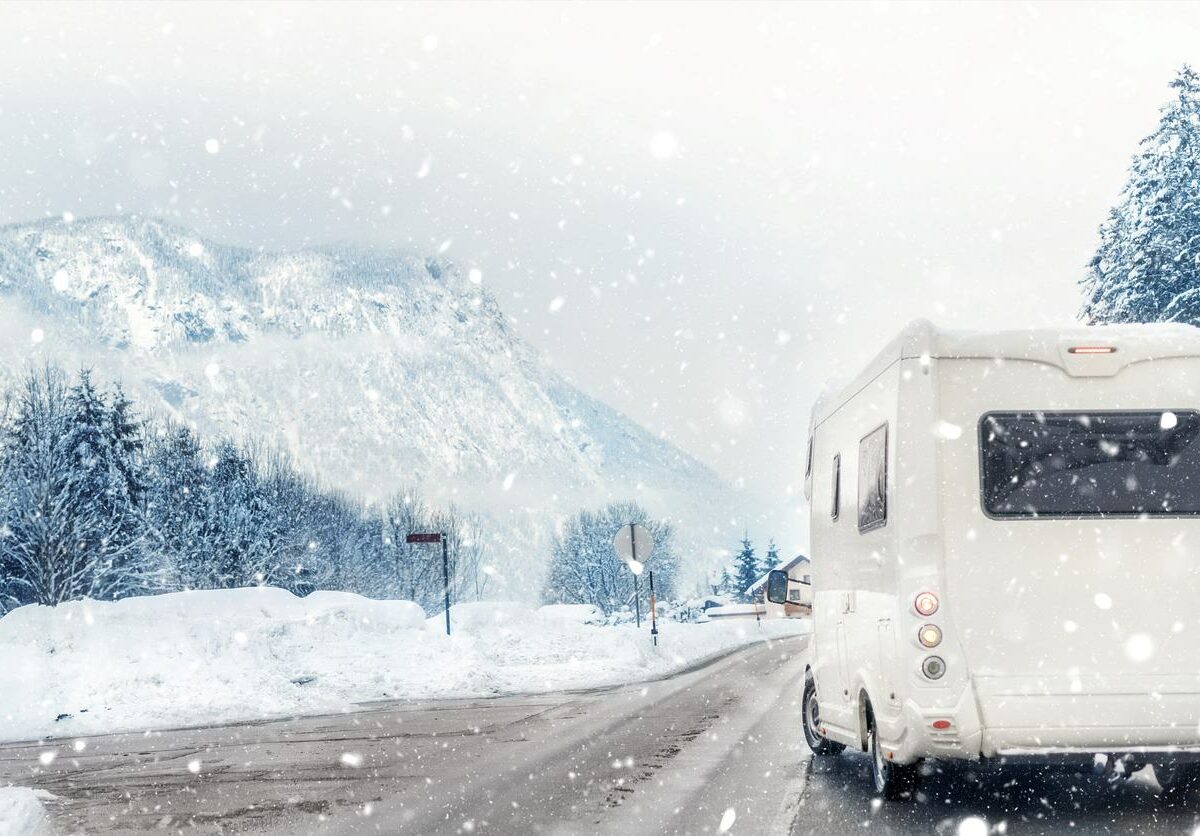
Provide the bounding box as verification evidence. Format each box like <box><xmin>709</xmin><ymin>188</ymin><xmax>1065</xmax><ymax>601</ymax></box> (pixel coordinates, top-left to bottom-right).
<box><xmin>858</xmin><ymin>424</ymin><xmax>888</xmax><ymax>532</ymax></box>
<box><xmin>981</xmin><ymin>410</ymin><xmax>1200</xmax><ymax>517</ymax></box>
<box><xmin>830</xmin><ymin>454</ymin><xmax>841</xmax><ymax>520</ymax></box>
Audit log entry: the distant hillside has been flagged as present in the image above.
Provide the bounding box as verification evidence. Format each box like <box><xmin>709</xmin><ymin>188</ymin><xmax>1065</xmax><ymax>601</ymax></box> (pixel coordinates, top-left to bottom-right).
<box><xmin>0</xmin><ymin>216</ymin><xmax>756</xmax><ymax>594</ymax></box>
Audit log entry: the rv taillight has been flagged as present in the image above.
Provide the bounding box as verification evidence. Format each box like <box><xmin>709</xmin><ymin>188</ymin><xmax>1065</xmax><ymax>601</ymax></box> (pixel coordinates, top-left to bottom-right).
<box><xmin>914</xmin><ymin>592</ymin><xmax>939</xmax><ymax>617</ymax></box>
<box><xmin>931</xmin><ymin>720</ymin><xmax>952</xmax><ymax>730</ymax></box>
<box><xmin>918</xmin><ymin>624</ymin><xmax>942</xmax><ymax>648</ymax></box>
<box><xmin>1067</xmin><ymin>346</ymin><xmax>1116</xmax><ymax>355</ymax></box>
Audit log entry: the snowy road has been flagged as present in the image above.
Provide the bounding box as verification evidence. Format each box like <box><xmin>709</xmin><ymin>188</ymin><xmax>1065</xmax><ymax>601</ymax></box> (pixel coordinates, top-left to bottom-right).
<box><xmin>3</xmin><ymin>633</ymin><xmax>1197</xmax><ymax>835</ymax></box>
<box><xmin>796</xmin><ymin>752</ymin><xmax>1200</xmax><ymax>835</ymax></box>
<box><xmin>0</xmin><ymin>636</ymin><xmax>810</xmax><ymax>834</ymax></box>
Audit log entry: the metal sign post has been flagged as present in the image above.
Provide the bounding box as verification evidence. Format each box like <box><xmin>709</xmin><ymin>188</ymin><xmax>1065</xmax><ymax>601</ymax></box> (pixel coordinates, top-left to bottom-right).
<box><xmin>648</xmin><ymin>569</ymin><xmax>658</xmax><ymax>646</ymax></box>
<box><xmin>407</xmin><ymin>532</ymin><xmax>451</xmax><ymax>636</ymax></box>
<box><xmin>613</xmin><ymin>522</ymin><xmax>655</xmax><ymax>638</ymax></box>
<box><xmin>630</xmin><ymin>523</ymin><xmax>641</xmax><ymax>628</ymax></box>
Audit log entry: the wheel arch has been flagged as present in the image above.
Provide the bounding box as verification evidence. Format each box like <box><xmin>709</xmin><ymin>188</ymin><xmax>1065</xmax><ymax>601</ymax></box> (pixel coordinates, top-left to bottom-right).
<box><xmin>857</xmin><ymin>688</ymin><xmax>874</xmax><ymax>752</ymax></box>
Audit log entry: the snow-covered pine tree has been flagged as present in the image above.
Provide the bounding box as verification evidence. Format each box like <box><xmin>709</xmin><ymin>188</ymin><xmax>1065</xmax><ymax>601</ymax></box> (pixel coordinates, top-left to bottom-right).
<box><xmin>760</xmin><ymin>539</ymin><xmax>781</xmax><ymax>579</ymax></box>
<box><xmin>146</xmin><ymin>424</ymin><xmax>212</xmax><ymax>590</ymax></box>
<box><xmin>62</xmin><ymin>371</ymin><xmax>149</xmax><ymax>600</ymax></box>
<box><xmin>1082</xmin><ymin>65</ymin><xmax>1200</xmax><ymax>326</ymax></box>
<box><xmin>0</xmin><ymin>369</ymin><xmax>134</xmax><ymax>606</ymax></box>
<box><xmin>732</xmin><ymin>536</ymin><xmax>759</xmax><ymax>602</ymax></box>
<box><xmin>205</xmin><ymin>440</ymin><xmax>260</xmax><ymax>588</ymax></box>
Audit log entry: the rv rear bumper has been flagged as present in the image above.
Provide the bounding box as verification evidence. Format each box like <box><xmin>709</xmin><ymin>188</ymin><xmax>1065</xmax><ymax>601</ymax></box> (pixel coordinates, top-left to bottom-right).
<box><xmin>889</xmin><ymin>677</ymin><xmax>1200</xmax><ymax>765</ymax></box>
<box><xmin>973</xmin><ymin>674</ymin><xmax>1200</xmax><ymax>757</ymax></box>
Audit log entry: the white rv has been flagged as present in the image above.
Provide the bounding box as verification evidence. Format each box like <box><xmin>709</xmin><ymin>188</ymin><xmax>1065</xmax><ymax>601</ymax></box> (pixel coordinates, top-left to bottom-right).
<box><xmin>766</xmin><ymin>320</ymin><xmax>1200</xmax><ymax>799</ymax></box>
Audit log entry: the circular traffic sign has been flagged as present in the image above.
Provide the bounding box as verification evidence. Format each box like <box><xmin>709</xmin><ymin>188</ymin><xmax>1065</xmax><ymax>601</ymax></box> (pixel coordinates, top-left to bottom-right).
<box><xmin>613</xmin><ymin>523</ymin><xmax>655</xmax><ymax>575</ymax></box>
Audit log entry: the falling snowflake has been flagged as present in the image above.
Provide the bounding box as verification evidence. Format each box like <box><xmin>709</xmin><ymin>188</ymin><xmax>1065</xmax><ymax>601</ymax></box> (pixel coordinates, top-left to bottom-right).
<box><xmin>649</xmin><ymin>130</ymin><xmax>678</xmax><ymax>160</ymax></box>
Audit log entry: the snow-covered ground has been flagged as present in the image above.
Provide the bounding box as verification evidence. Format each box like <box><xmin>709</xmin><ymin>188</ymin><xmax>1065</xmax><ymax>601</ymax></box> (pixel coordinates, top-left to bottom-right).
<box><xmin>0</xmin><ymin>788</ymin><xmax>53</xmax><ymax>836</ymax></box>
<box><xmin>0</xmin><ymin>588</ymin><xmax>808</xmax><ymax>743</ymax></box>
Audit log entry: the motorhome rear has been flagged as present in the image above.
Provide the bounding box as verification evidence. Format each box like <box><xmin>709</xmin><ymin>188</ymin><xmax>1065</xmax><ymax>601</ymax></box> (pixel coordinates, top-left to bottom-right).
<box><xmin>774</xmin><ymin>320</ymin><xmax>1200</xmax><ymax>799</ymax></box>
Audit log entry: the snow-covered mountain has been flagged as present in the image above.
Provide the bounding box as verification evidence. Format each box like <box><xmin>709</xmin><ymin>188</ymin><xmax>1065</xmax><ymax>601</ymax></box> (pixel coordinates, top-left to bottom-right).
<box><xmin>0</xmin><ymin>216</ymin><xmax>756</xmax><ymax>594</ymax></box>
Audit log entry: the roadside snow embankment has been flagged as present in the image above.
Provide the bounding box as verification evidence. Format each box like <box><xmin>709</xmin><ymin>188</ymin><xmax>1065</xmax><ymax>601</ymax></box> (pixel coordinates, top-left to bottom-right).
<box><xmin>0</xmin><ymin>788</ymin><xmax>53</xmax><ymax>836</ymax></box>
<box><xmin>0</xmin><ymin>588</ymin><xmax>808</xmax><ymax>743</ymax></box>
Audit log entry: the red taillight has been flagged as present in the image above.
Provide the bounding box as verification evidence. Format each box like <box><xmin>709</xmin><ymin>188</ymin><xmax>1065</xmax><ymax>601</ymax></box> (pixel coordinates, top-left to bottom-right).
<box><xmin>914</xmin><ymin>591</ymin><xmax>939</xmax><ymax>616</ymax></box>
<box><xmin>1067</xmin><ymin>346</ymin><xmax>1116</xmax><ymax>355</ymax></box>
<box><xmin>931</xmin><ymin>720</ymin><xmax>952</xmax><ymax>730</ymax></box>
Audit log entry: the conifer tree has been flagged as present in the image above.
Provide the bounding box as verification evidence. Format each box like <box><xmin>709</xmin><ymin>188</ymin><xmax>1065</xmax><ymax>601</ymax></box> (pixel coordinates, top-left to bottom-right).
<box><xmin>731</xmin><ymin>535</ymin><xmax>759</xmax><ymax>602</ymax></box>
<box><xmin>760</xmin><ymin>539</ymin><xmax>781</xmax><ymax>579</ymax></box>
<box><xmin>1082</xmin><ymin>66</ymin><xmax>1200</xmax><ymax>326</ymax></box>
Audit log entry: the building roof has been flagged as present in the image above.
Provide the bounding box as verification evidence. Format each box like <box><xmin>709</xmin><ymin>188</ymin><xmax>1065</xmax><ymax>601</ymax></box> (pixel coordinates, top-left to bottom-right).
<box><xmin>745</xmin><ymin>554</ymin><xmax>810</xmax><ymax>595</ymax></box>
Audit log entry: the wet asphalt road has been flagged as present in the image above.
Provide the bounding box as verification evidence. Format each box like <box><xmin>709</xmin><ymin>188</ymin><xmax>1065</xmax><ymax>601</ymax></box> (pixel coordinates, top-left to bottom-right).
<box><xmin>797</xmin><ymin>740</ymin><xmax>1200</xmax><ymax>835</ymax></box>
<box><xmin>0</xmin><ymin>635</ymin><xmax>810</xmax><ymax>835</ymax></box>
<box><xmin>2</xmin><ymin>633</ymin><xmax>1198</xmax><ymax>835</ymax></box>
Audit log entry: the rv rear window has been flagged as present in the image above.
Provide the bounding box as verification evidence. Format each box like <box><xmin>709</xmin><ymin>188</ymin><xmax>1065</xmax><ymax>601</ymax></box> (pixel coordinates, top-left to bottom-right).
<box><xmin>858</xmin><ymin>424</ymin><xmax>888</xmax><ymax>532</ymax></box>
<box><xmin>980</xmin><ymin>410</ymin><xmax>1200</xmax><ymax>517</ymax></box>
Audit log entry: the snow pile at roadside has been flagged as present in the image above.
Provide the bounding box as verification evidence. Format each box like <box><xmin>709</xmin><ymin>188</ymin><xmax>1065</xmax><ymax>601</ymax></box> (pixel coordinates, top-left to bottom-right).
<box><xmin>0</xmin><ymin>788</ymin><xmax>53</xmax><ymax>836</ymax></box>
<box><xmin>0</xmin><ymin>588</ymin><xmax>808</xmax><ymax>743</ymax></box>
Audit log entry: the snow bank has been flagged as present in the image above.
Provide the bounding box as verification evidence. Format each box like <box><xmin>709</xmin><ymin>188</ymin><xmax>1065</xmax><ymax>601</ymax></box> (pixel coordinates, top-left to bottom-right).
<box><xmin>0</xmin><ymin>788</ymin><xmax>52</xmax><ymax>836</ymax></box>
<box><xmin>0</xmin><ymin>588</ymin><xmax>808</xmax><ymax>743</ymax></box>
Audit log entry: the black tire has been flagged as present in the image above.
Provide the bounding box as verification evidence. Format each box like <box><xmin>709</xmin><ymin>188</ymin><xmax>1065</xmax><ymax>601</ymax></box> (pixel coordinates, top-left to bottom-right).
<box><xmin>802</xmin><ymin>676</ymin><xmax>846</xmax><ymax>756</ymax></box>
<box><xmin>866</xmin><ymin>705</ymin><xmax>919</xmax><ymax>801</ymax></box>
<box><xmin>1155</xmin><ymin>762</ymin><xmax>1200</xmax><ymax>801</ymax></box>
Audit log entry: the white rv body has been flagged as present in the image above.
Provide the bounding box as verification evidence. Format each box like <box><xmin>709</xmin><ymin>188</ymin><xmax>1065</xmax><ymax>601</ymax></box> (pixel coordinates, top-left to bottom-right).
<box><xmin>804</xmin><ymin>320</ymin><xmax>1200</xmax><ymax>767</ymax></box>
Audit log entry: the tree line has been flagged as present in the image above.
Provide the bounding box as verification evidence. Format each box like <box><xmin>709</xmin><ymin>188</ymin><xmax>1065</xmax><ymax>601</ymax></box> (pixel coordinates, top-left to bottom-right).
<box><xmin>0</xmin><ymin>367</ymin><xmax>487</xmax><ymax>615</ymax></box>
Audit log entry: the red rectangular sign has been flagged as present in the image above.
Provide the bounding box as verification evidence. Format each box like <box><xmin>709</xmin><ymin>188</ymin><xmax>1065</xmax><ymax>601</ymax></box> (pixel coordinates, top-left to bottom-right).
<box><xmin>406</xmin><ymin>532</ymin><xmax>442</xmax><ymax>544</ymax></box>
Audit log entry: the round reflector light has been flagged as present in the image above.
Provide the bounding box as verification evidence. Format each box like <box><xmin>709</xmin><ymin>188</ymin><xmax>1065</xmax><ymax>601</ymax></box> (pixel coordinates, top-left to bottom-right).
<box><xmin>918</xmin><ymin>624</ymin><xmax>942</xmax><ymax>648</ymax></box>
<box><xmin>914</xmin><ymin>591</ymin><xmax>939</xmax><ymax>616</ymax></box>
<box><xmin>922</xmin><ymin>656</ymin><xmax>947</xmax><ymax>680</ymax></box>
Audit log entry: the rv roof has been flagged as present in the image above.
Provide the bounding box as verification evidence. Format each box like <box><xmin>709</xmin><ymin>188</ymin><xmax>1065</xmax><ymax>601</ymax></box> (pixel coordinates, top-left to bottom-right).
<box><xmin>810</xmin><ymin>319</ymin><xmax>1200</xmax><ymax>428</ymax></box>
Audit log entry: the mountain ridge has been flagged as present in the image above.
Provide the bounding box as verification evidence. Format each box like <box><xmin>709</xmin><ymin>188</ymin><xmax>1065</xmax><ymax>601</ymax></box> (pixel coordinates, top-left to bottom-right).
<box><xmin>0</xmin><ymin>216</ymin><xmax>756</xmax><ymax>594</ymax></box>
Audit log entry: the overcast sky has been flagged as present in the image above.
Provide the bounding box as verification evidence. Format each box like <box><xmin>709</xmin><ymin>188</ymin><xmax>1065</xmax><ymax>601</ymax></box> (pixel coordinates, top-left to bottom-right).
<box><xmin>2</xmin><ymin>1</ymin><xmax>1199</xmax><ymax>545</ymax></box>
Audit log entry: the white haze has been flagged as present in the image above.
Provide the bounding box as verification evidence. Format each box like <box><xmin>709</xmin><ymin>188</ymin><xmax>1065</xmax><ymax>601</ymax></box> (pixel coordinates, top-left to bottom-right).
<box><xmin>2</xmin><ymin>1</ymin><xmax>1199</xmax><ymax>549</ymax></box>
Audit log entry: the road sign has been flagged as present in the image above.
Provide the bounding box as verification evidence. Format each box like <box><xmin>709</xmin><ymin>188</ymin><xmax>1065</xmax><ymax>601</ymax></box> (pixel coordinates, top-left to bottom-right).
<box><xmin>613</xmin><ymin>523</ymin><xmax>654</xmax><ymax>571</ymax></box>
<box><xmin>614</xmin><ymin>523</ymin><xmax>654</xmax><ymax>628</ymax></box>
<box><xmin>405</xmin><ymin>532</ymin><xmax>452</xmax><ymax>636</ymax></box>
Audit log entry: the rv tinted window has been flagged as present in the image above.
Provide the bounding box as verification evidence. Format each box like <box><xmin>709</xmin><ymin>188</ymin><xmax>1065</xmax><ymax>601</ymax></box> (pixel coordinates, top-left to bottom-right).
<box><xmin>858</xmin><ymin>425</ymin><xmax>888</xmax><ymax>532</ymax></box>
<box><xmin>981</xmin><ymin>411</ymin><xmax>1200</xmax><ymax>517</ymax></box>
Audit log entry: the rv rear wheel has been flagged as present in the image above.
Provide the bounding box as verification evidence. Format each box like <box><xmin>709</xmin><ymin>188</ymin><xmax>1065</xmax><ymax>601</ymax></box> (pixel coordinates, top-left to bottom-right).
<box><xmin>802</xmin><ymin>677</ymin><xmax>845</xmax><ymax>756</ymax></box>
<box><xmin>866</xmin><ymin>707</ymin><xmax>919</xmax><ymax>801</ymax></box>
<box><xmin>1155</xmin><ymin>762</ymin><xmax>1200</xmax><ymax>800</ymax></box>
